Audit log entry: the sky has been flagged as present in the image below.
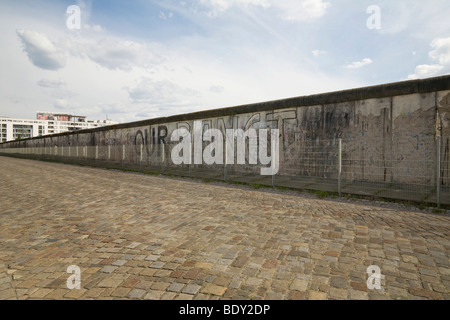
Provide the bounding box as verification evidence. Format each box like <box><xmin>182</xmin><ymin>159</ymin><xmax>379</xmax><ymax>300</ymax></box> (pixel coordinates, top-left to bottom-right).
<box><xmin>1</xmin><ymin>0</ymin><xmax>450</xmax><ymax>124</ymax></box>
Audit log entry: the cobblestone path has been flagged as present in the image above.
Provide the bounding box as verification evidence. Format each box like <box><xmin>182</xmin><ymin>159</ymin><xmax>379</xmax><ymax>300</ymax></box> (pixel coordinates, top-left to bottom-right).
<box><xmin>0</xmin><ymin>156</ymin><xmax>449</xmax><ymax>300</ymax></box>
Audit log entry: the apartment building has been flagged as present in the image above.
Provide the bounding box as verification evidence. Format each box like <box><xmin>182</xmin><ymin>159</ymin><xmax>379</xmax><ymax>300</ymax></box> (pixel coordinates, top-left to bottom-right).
<box><xmin>0</xmin><ymin>112</ymin><xmax>118</xmax><ymax>142</ymax></box>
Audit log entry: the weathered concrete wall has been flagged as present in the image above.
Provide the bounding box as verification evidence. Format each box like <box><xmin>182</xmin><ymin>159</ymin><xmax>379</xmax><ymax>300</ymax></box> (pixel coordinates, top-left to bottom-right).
<box><xmin>1</xmin><ymin>75</ymin><xmax>450</xmax><ymax>188</ymax></box>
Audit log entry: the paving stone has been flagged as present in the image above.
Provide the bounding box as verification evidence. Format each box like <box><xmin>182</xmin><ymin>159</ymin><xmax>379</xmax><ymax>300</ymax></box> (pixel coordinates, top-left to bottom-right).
<box><xmin>201</xmin><ymin>284</ymin><xmax>227</xmax><ymax>296</ymax></box>
<box><xmin>144</xmin><ymin>290</ymin><xmax>165</xmax><ymax>300</ymax></box>
<box><xmin>401</xmin><ymin>255</ymin><xmax>419</xmax><ymax>264</ymax></box>
<box><xmin>121</xmin><ymin>278</ymin><xmax>139</xmax><ymax>288</ymax></box>
<box><xmin>419</xmin><ymin>268</ymin><xmax>438</xmax><ymax>277</ymax></box>
<box><xmin>329</xmin><ymin>287</ymin><xmax>348</xmax><ymax>300</ymax></box>
<box><xmin>161</xmin><ymin>292</ymin><xmax>177</xmax><ymax>300</ymax></box>
<box><xmin>175</xmin><ymin>293</ymin><xmax>194</xmax><ymax>300</ymax></box>
<box><xmin>153</xmin><ymin>270</ymin><xmax>171</xmax><ymax>278</ymax></box>
<box><xmin>112</xmin><ymin>260</ymin><xmax>127</xmax><ymax>267</ymax></box>
<box><xmin>28</xmin><ymin>288</ymin><xmax>53</xmax><ymax>299</ymax></box>
<box><xmin>0</xmin><ymin>289</ymin><xmax>16</xmax><ymax>299</ymax></box>
<box><xmin>408</xmin><ymin>288</ymin><xmax>443</xmax><ymax>300</ymax></box>
<box><xmin>111</xmin><ymin>287</ymin><xmax>131</xmax><ymax>298</ymax></box>
<box><xmin>135</xmin><ymin>280</ymin><xmax>153</xmax><ymax>290</ymax></box>
<box><xmin>258</xmin><ymin>269</ymin><xmax>275</xmax><ymax>280</ymax></box>
<box><xmin>308</xmin><ymin>290</ymin><xmax>327</xmax><ymax>300</ymax></box>
<box><xmin>288</xmin><ymin>291</ymin><xmax>306</xmax><ymax>300</ymax></box>
<box><xmin>97</xmin><ymin>278</ymin><xmax>123</xmax><ymax>288</ymax></box>
<box><xmin>145</xmin><ymin>255</ymin><xmax>159</xmax><ymax>261</ymax></box>
<box><xmin>289</xmin><ymin>279</ymin><xmax>308</xmax><ymax>292</ymax></box>
<box><xmin>182</xmin><ymin>284</ymin><xmax>201</xmax><ymax>295</ymax></box>
<box><xmin>150</xmin><ymin>261</ymin><xmax>166</xmax><ymax>269</ymax></box>
<box><xmin>387</xmin><ymin>286</ymin><xmax>408</xmax><ymax>299</ymax></box>
<box><xmin>266</xmin><ymin>291</ymin><xmax>285</xmax><ymax>300</ymax></box>
<box><xmin>100</xmin><ymin>266</ymin><xmax>117</xmax><ymax>274</ymax></box>
<box><xmin>330</xmin><ymin>276</ymin><xmax>347</xmax><ymax>289</ymax></box>
<box><xmin>167</xmin><ymin>282</ymin><xmax>185</xmax><ymax>293</ymax></box>
<box><xmin>183</xmin><ymin>268</ymin><xmax>203</xmax><ymax>280</ymax></box>
<box><xmin>349</xmin><ymin>290</ymin><xmax>369</xmax><ymax>300</ymax></box>
<box><xmin>43</xmin><ymin>289</ymin><xmax>70</xmax><ymax>300</ymax></box>
<box><xmin>64</xmin><ymin>289</ymin><xmax>87</xmax><ymax>299</ymax></box>
<box><xmin>128</xmin><ymin>288</ymin><xmax>146</xmax><ymax>299</ymax></box>
<box><xmin>1</xmin><ymin>156</ymin><xmax>449</xmax><ymax>301</ymax></box>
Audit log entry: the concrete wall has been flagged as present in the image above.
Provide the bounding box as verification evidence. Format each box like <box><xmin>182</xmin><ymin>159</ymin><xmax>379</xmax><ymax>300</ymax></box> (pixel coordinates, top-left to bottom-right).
<box><xmin>2</xmin><ymin>75</ymin><xmax>450</xmax><ymax>189</ymax></box>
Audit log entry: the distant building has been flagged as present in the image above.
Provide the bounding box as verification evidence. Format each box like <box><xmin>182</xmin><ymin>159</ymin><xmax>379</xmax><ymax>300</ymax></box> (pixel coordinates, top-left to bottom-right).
<box><xmin>0</xmin><ymin>112</ymin><xmax>118</xmax><ymax>142</ymax></box>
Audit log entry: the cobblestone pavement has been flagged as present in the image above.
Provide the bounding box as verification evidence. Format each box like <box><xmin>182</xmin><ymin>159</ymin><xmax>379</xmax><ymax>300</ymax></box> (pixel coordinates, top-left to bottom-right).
<box><xmin>0</xmin><ymin>156</ymin><xmax>449</xmax><ymax>300</ymax></box>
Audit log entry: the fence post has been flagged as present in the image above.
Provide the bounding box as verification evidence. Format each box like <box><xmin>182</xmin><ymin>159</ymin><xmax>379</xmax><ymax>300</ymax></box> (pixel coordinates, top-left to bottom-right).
<box><xmin>224</xmin><ymin>163</ymin><xmax>227</xmax><ymax>181</ymax></box>
<box><xmin>338</xmin><ymin>139</ymin><xmax>342</xmax><ymax>197</ymax></box>
<box><xmin>437</xmin><ymin>136</ymin><xmax>441</xmax><ymax>208</ymax></box>
<box><xmin>189</xmin><ymin>142</ymin><xmax>192</xmax><ymax>177</ymax></box>
<box><xmin>161</xmin><ymin>143</ymin><xmax>165</xmax><ymax>174</ymax></box>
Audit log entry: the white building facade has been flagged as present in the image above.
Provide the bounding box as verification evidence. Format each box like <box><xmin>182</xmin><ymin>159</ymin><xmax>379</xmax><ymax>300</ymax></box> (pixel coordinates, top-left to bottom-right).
<box><xmin>1</xmin><ymin>113</ymin><xmax>118</xmax><ymax>143</ymax></box>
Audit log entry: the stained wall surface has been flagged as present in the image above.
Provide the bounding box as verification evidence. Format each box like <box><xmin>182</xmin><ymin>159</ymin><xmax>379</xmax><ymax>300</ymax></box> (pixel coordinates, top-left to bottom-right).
<box><xmin>1</xmin><ymin>76</ymin><xmax>449</xmax><ymax>189</ymax></box>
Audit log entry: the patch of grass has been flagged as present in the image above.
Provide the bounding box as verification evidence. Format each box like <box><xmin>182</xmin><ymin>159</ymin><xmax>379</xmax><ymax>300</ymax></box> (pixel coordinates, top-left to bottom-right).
<box><xmin>231</xmin><ymin>181</ymin><xmax>248</xmax><ymax>186</ymax></box>
<box><xmin>316</xmin><ymin>190</ymin><xmax>329</xmax><ymax>199</ymax></box>
<box><xmin>276</xmin><ymin>186</ymin><xmax>292</xmax><ymax>191</ymax></box>
<box><xmin>250</xmin><ymin>183</ymin><xmax>268</xmax><ymax>190</ymax></box>
<box><xmin>142</xmin><ymin>170</ymin><xmax>159</xmax><ymax>176</ymax></box>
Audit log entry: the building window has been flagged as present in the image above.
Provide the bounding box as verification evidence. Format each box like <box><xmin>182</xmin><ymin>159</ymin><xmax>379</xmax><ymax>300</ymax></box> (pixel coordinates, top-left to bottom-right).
<box><xmin>38</xmin><ymin>125</ymin><xmax>45</xmax><ymax>136</ymax></box>
<box><xmin>13</xmin><ymin>124</ymin><xmax>33</xmax><ymax>140</ymax></box>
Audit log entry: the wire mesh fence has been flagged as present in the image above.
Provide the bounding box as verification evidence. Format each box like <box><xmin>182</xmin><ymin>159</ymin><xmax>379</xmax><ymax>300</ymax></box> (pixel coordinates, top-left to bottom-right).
<box><xmin>0</xmin><ymin>135</ymin><xmax>448</xmax><ymax>206</ymax></box>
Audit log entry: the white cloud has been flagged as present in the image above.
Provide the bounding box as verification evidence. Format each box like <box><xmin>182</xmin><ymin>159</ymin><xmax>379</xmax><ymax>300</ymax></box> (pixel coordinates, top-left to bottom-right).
<box><xmin>126</xmin><ymin>78</ymin><xmax>200</xmax><ymax>107</ymax></box>
<box><xmin>408</xmin><ymin>64</ymin><xmax>444</xmax><ymax>80</ymax></box>
<box><xmin>17</xmin><ymin>27</ymin><xmax>165</xmax><ymax>73</ymax></box>
<box><xmin>36</xmin><ymin>78</ymin><xmax>67</xmax><ymax>88</ymax></box>
<box><xmin>53</xmin><ymin>31</ymin><xmax>165</xmax><ymax>72</ymax></box>
<box><xmin>82</xmin><ymin>24</ymin><xmax>103</xmax><ymax>32</ymax></box>
<box><xmin>54</xmin><ymin>98</ymin><xmax>72</xmax><ymax>110</ymax></box>
<box><xmin>345</xmin><ymin>58</ymin><xmax>373</xmax><ymax>69</ymax></box>
<box><xmin>197</xmin><ymin>0</ymin><xmax>330</xmax><ymax>21</ymax></box>
<box><xmin>16</xmin><ymin>29</ymin><xmax>66</xmax><ymax>70</ymax></box>
<box><xmin>408</xmin><ymin>37</ymin><xmax>450</xmax><ymax>79</ymax></box>
<box><xmin>199</xmin><ymin>0</ymin><xmax>270</xmax><ymax>15</ymax></box>
<box><xmin>378</xmin><ymin>1</ymin><xmax>450</xmax><ymax>37</ymax></box>
<box><xmin>209</xmin><ymin>85</ymin><xmax>224</xmax><ymax>93</ymax></box>
<box><xmin>312</xmin><ymin>49</ymin><xmax>327</xmax><ymax>57</ymax></box>
<box><xmin>275</xmin><ymin>0</ymin><xmax>330</xmax><ymax>22</ymax></box>
<box><xmin>159</xmin><ymin>12</ymin><xmax>174</xmax><ymax>20</ymax></box>
<box><xmin>82</xmin><ymin>39</ymin><xmax>163</xmax><ymax>71</ymax></box>
<box><xmin>429</xmin><ymin>38</ymin><xmax>450</xmax><ymax>66</ymax></box>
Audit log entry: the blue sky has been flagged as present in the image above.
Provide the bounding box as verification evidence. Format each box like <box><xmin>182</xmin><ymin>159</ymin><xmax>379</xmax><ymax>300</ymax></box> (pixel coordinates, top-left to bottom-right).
<box><xmin>1</xmin><ymin>0</ymin><xmax>449</xmax><ymax>123</ymax></box>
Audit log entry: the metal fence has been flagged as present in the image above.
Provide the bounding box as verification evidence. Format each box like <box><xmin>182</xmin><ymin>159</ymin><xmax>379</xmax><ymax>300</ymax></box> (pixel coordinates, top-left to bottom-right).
<box><xmin>0</xmin><ymin>136</ymin><xmax>448</xmax><ymax>206</ymax></box>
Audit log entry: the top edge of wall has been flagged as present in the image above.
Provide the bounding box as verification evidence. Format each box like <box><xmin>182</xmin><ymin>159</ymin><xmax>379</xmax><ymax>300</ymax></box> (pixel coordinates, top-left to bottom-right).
<box><xmin>3</xmin><ymin>74</ymin><xmax>450</xmax><ymax>144</ymax></box>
